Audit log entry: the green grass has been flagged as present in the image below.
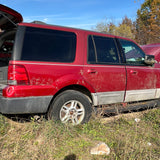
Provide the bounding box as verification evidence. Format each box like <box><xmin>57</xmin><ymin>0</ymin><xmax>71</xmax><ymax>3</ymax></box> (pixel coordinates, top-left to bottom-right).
<box><xmin>0</xmin><ymin>108</ymin><xmax>160</xmax><ymax>160</ymax></box>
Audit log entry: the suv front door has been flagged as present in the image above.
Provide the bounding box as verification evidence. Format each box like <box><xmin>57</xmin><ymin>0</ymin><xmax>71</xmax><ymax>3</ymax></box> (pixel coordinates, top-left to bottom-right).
<box><xmin>119</xmin><ymin>39</ymin><xmax>157</xmax><ymax>102</ymax></box>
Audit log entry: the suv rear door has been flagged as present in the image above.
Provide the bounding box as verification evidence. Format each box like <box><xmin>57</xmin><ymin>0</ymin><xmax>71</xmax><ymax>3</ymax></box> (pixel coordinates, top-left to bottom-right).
<box><xmin>83</xmin><ymin>35</ymin><xmax>126</xmax><ymax>105</ymax></box>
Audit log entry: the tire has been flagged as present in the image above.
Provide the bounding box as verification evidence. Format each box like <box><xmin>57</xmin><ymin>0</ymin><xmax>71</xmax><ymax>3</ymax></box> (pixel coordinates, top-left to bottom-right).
<box><xmin>48</xmin><ymin>90</ymin><xmax>92</xmax><ymax>125</ymax></box>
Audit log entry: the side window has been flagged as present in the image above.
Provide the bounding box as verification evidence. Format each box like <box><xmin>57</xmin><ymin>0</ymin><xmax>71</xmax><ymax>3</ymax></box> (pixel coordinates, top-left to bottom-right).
<box><xmin>119</xmin><ymin>39</ymin><xmax>146</xmax><ymax>65</ymax></box>
<box><xmin>88</xmin><ymin>35</ymin><xmax>119</xmax><ymax>64</ymax></box>
<box><xmin>21</xmin><ymin>27</ymin><xmax>76</xmax><ymax>62</ymax></box>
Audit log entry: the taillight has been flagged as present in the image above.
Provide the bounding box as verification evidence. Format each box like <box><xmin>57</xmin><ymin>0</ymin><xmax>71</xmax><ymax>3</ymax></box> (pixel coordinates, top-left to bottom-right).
<box><xmin>8</xmin><ymin>64</ymin><xmax>29</xmax><ymax>85</ymax></box>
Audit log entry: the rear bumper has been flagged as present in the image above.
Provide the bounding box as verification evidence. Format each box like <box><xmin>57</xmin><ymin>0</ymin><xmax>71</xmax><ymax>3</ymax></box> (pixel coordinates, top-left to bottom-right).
<box><xmin>0</xmin><ymin>95</ymin><xmax>52</xmax><ymax>114</ymax></box>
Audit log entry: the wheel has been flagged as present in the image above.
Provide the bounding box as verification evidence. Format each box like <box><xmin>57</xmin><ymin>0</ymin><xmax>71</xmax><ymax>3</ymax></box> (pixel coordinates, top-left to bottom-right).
<box><xmin>48</xmin><ymin>90</ymin><xmax>92</xmax><ymax>125</ymax></box>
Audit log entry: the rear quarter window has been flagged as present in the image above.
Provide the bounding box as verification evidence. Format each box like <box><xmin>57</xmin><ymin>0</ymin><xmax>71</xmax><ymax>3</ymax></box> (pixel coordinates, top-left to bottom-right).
<box><xmin>21</xmin><ymin>27</ymin><xmax>76</xmax><ymax>62</ymax></box>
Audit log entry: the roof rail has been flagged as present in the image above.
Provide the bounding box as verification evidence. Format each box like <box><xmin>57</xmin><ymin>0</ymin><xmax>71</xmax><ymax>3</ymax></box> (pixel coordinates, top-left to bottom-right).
<box><xmin>31</xmin><ymin>21</ymin><xmax>47</xmax><ymax>25</ymax></box>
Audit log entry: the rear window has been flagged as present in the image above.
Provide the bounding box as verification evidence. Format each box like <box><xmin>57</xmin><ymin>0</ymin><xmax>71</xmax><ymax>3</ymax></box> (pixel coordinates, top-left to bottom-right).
<box><xmin>21</xmin><ymin>27</ymin><xmax>76</xmax><ymax>62</ymax></box>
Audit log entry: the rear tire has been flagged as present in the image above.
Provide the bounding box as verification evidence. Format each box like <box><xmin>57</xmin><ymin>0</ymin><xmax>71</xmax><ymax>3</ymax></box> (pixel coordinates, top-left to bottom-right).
<box><xmin>48</xmin><ymin>90</ymin><xmax>92</xmax><ymax>125</ymax></box>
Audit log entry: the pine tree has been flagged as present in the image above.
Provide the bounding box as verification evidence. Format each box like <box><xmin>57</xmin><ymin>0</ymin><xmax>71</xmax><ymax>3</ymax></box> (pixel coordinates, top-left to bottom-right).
<box><xmin>136</xmin><ymin>0</ymin><xmax>160</xmax><ymax>44</ymax></box>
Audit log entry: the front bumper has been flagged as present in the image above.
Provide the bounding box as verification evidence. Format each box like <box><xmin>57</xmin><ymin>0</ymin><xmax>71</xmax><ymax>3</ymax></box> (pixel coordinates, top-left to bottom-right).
<box><xmin>0</xmin><ymin>95</ymin><xmax>52</xmax><ymax>114</ymax></box>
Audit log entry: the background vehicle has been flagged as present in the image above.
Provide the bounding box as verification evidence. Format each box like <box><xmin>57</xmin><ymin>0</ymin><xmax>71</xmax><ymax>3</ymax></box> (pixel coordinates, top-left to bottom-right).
<box><xmin>141</xmin><ymin>43</ymin><xmax>160</xmax><ymax>62</ymax></box>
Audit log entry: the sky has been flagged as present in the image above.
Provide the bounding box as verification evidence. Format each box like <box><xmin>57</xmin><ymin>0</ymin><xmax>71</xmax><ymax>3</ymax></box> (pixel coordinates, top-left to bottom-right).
<box><xmin>0</xmin><ymin>0</ymin><xmax>145</xmax><ymax>30</ymax></box>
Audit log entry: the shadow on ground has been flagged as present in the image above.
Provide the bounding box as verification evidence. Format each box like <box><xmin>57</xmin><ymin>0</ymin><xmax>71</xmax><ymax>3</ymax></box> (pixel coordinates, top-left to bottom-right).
<box><xmin>64</xmin><ymin>154</ymin><xmax>77</xmax><ymax>160</ymax></box>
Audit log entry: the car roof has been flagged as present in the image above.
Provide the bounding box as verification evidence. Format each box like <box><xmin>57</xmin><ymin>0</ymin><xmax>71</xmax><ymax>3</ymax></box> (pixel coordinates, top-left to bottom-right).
<box><xmin>19</xmin><ymin>22</ymin><xmax>136</xmax><ymax>42</ymax></box>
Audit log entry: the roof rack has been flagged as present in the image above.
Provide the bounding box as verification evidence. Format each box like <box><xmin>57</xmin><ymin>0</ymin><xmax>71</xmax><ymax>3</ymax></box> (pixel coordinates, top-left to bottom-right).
<box><xmin>31</xmin><ymin>21</ymin><xmax>47</xmax><ymax>25</ymax></box>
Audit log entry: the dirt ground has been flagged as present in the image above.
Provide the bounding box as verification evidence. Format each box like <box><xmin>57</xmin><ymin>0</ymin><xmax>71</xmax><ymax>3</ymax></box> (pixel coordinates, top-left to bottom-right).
<box><xmin>101</xmin><ymin>108</ymin><xmax>158</xmax><ymax>123</ymax></box>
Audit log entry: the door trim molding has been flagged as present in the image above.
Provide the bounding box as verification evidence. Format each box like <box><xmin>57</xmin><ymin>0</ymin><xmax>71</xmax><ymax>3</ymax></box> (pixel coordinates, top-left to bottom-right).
<box><xmin>91</xmin><ymin>88</ymin><xmax>160</xmax><ymax>106</ymax></box>
<box><xmin>91</xmin><ymin>91</ymin><xmax>125</xmax><ymax>106</ymax></box>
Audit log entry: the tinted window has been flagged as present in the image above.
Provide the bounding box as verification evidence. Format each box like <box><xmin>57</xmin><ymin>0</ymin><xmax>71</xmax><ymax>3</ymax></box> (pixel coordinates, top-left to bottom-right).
<box><xmin>88</xmin><ymin>36</ymin><xmax>97</xmax><ymax>63</ymax></box>
<box><xmin>88</xmin><ymin>35</ymin><xmax>119</xmax><ymax>64</ymax></box>
<box><xmin>119</xmin><ymin>39</ymin><xmax>146</xmax><ymax>65</ymax></box>
<box><xmin>21</xmin><ymin>27</ymin><xmax>76</xmax><ymax>62</ymax></box>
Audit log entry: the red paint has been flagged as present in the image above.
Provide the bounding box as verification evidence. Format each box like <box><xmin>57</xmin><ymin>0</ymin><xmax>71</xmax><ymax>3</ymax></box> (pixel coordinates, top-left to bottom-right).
<box><xmin>126</xmin><ymin>66</ymin><xmax>157</xmax><ymax>90</ymax></box>
<box><xmin>3</xmin><ymin>85</ymin><xmax>54</xmax><ymax>98</ymax></box>
<box><xmin>83</xmin><ymin>65</ymin><xmax>126</xmax><ymax>92</ymax></box>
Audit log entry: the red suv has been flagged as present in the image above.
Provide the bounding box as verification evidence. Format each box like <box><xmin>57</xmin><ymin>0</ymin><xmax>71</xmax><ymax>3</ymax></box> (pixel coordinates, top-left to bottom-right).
<box><xmin>0</xmin><ymin>5</ymin><xmax>159</xmax><ymax>125</ymax></box>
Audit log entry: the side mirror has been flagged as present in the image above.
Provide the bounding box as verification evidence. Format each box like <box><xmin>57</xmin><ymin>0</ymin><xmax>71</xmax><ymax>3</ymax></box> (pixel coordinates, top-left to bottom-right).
<box><xmin>144</xmin><ymin>55</ymin><xmax>156</xmax><ymax>65</ymax></box>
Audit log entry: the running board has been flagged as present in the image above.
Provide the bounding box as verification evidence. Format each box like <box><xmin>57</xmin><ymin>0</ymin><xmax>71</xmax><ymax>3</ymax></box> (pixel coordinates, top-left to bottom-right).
<box><xmin>95</xmin><ymin>99</ymin><xmax>160</xmax><ymax>115</ymax></box>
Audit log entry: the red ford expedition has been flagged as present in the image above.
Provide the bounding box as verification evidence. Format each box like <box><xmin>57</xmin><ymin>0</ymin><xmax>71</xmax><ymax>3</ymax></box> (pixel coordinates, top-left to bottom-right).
<box><xmin>0</xmin><ymin>5</ymin><xmax>159</xmax><ymax>125</ymax></box>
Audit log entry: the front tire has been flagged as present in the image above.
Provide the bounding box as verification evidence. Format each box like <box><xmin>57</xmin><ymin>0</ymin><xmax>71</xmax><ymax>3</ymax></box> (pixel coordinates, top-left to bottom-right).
<box><xmin>48</xmin><ymin>90</ymin><xmax>92</xmax><ymax>125</ymax></box>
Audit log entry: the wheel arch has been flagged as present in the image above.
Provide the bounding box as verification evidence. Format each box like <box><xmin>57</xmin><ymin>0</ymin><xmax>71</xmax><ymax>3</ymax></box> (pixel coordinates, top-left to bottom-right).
<box><xmin>46</xmin><ymin>84</ymin><xmax>93</xmax><ymax>114</ymax></box>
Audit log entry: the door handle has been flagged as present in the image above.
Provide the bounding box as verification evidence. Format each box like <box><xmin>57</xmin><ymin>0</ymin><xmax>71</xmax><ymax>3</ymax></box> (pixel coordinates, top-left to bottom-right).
<box><xmin>87</xmin><ymin>69</ymin><xmax>97</xmax><ymax>74</ymax></box>
<box><xmin>130</xmin><ymin>70</ymin><xmax>137</xmax><ymax>74</ymax></box>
